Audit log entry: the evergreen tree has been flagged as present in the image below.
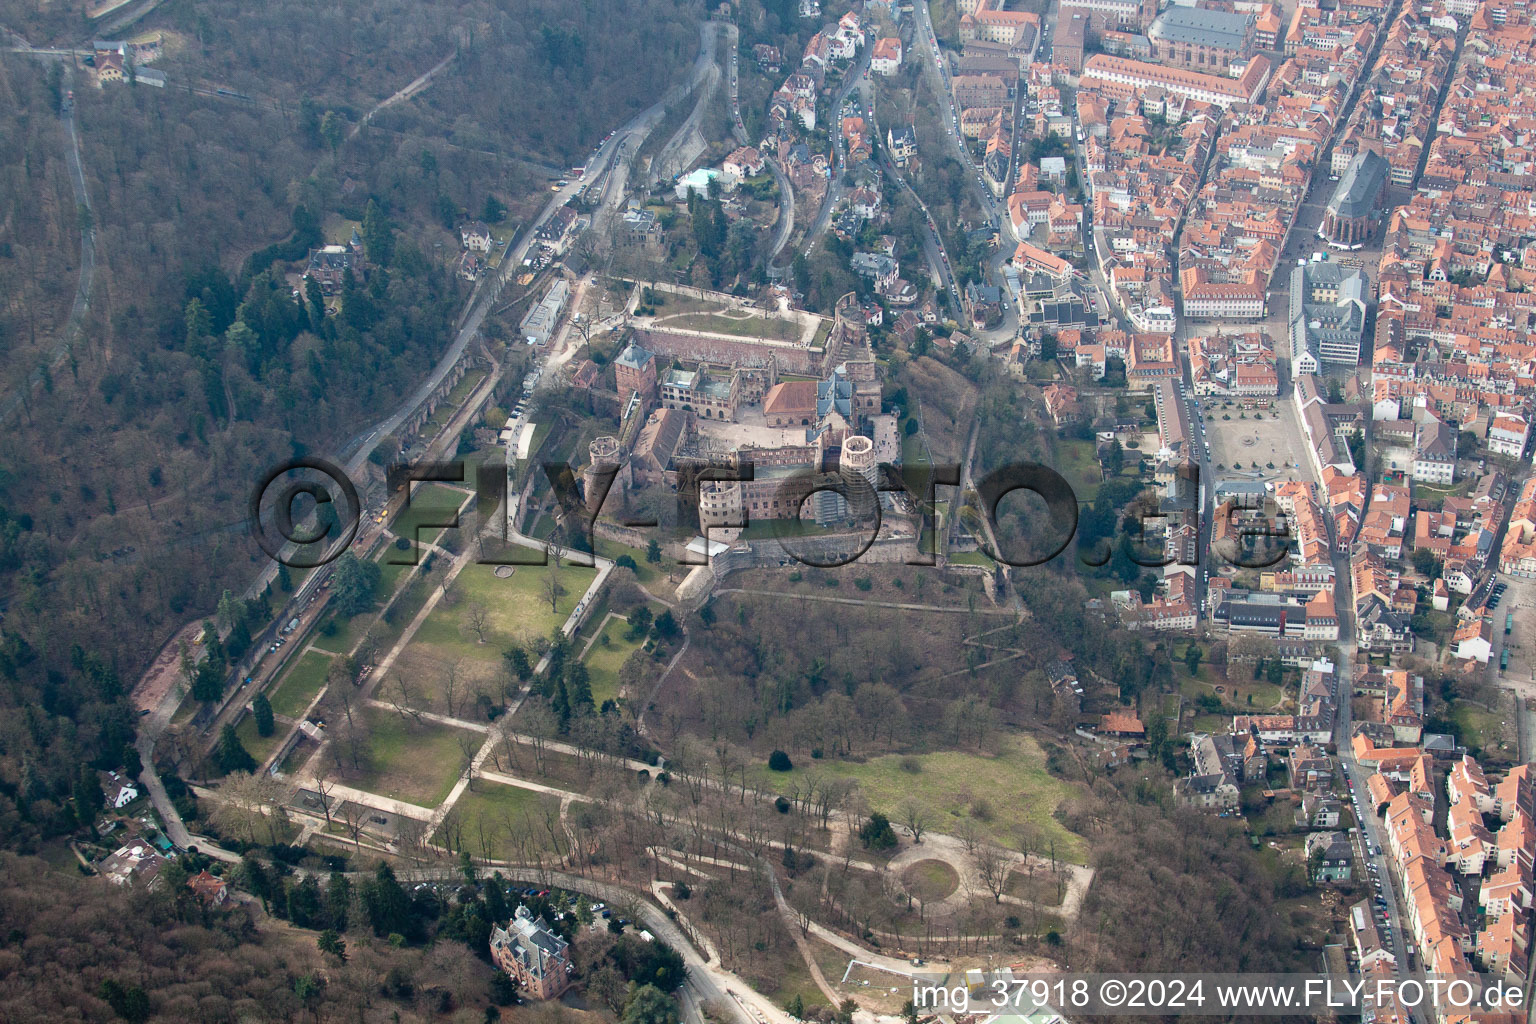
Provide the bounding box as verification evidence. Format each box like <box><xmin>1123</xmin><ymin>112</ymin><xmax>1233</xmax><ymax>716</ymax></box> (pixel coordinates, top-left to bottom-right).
<box><xmin>214</xmin><ymin>723</ymin><xmax>256</xmax><ymax>774</ymax></box>
<box><xmin>566</xmin><ymin>662</ymin><xmax>594</xmax><ymax>716</ymax></box>
<box><xmin>503</xmin><ymin>645</ymin><xmax>532</xmax><ymax>682</ymax></box>
<box><xmin>325</xmin><ymin>872</ymin><xmax>352</xmax><ymax>931</ymax></box>
<box><xmin>552</xmin><ymin>679</ymin><xmax>572</xmax><ymax>730</ymax></box>
<box><xmin>240</xmin><ymin>853</ymin><xmax>273</xmax><ymax>911</ymax></box>
<box><xmin>318</xmin><ymin>929</ymin><xmax>348</xmax><ymax>960</ymax></box>
<box><xmin>623</xmin><ymin>984</ymin><xmax>680</xmax><ymax>1024</ymax></box>
<box><xmin>192</xmin><ymin>659</ymin><xmax>226</xmax><ymax>703</ymax></box>
<box><xmin>362</xmin><ymin>199</ymin><xmax>394</xmax><ymax>266</ymax></box>
<box><xmin>363</xmin><ymin>862</ymin><xmax>411</xmax><ymax>937</ymax></box>
<box><xmin>252</xmin><ymin>692</ymin><xmax>275</xmax><ymax>737</ymax></box>
<box><xmin>287</xmin><ymin>875</ymin><xmax>323</xmax><ymax>928</ymax></box>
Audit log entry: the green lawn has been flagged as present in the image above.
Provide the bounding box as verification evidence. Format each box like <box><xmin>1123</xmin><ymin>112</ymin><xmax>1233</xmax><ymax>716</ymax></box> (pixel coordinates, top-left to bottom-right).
<box><xmin>902</xmin><ymin>858</ymin><xmax>960</xmax><ymax>901</ymax></box>
<box><xmin>640</xmin><ymin>289</ymin><xmax>725</xmax><ymax>316</ymax></box>
<box><xmin>377</xmin><ymin>544</ymin><xmax>422</xmax><ymax>595</ymax></box>
<box><xmin>1054</xmin><ymin>438</ymin><xmax>1102</xmax><ymax>503</ymax></box>
<box><xmin>901</xmin><ymin>417</ymin><xmax>931</xmax><ymax>470</ymax></box>
<box><xmin>391</xmin><ymin>483</ymin><xmax>471</xmax><ymax>548</ymax></box>
<box><xmin>236</xmin><ymin>713</ymin><xmax>284</xmax><ymax>766</ymax></box>
<box><xmin>267</xmin><ymin>650</ymin><xmax>334</xmax><ymax>719</ymax></box>
<box><xmin>409</xmin><ymin>559</ymin><xmax>601</xmax><ymax>659</ymax></box>
<box><xmin>749</xmin><ymin>735</ymin><xmax>1087</xmax><ymax>862</ymax></box>
<box><xmin>312</xmin><ymin>607</ymin><xmax>374</xmax><ymax>657</ymax></box>
<box><xmin>352</xmin><ymin>706</ymin><xmax>479</xmax><ymax>808</ymax></box>
<box><xmin>310</xmin><ymin>546</ymin><xmax>418</xmax><ymax>656</ymax></box>
<box><xmin>581</xmin><ymin>611</ymin><xmax>657</xmax><ymax>706</ymax></box>
<box><xmin>947</xmin><ymin>551</ymin><xmax>995</xmax><ymax>567</ymax></box>
<box><xmin>594</xmin><ymin>539</ymin><xmax>661</xmax><ymax>584</ymax></box>
<box><xmin>1452</xmin><ymin>703</ymin><xmax>1506</xmax><ymax>759</ymax></box>
<box><xmin>436</xmin><ymin>781</ymin><xmax>565</xmax><ymax>856</ymax></box>
<box><xmin>664</xmin><ymin>311</ymin><xmax>802</xmax><ymax>341</ymax></box>
<box><xmin>370</xmin><ymin>558</ymin><xmax>449</xmax><ymax>648</ymax></box>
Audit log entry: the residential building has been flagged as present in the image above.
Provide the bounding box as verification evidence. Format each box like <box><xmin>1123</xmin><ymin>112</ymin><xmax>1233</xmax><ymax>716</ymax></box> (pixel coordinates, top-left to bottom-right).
<box><xmin>871</xmin><ymin>37</ymin><xmax>903</xmax><ymax>75</ymax></box>
<box><xmin>460</xmin><ymin>222</ymin><xmax>494</xmax><ymax>252</ymax></box>
<box><xmin>99</xmin><ymin>770</ymin><xmax>139</xmax><ymax>809</ymax></box>
<box><xmin>1306</xmin><ymin>831</ymin><xmax>1355</xmax><ymax>883</ymax></box>
<box><xmin>99</xmin><ymin>841</ymin><xmax>167</xmax><ymax>889</ymax></box>
<box><xmin>490</xmin><ymin>906</ymin><xmax>573</xmax><ymax>1000</ymax></box>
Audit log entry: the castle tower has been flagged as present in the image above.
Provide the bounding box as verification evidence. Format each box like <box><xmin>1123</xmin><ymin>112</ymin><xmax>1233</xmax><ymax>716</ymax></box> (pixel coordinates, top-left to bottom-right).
<box><xmin>584</xmin><ymin>436</ymin><xmax>627</xmax><ymax>515</ymax></box>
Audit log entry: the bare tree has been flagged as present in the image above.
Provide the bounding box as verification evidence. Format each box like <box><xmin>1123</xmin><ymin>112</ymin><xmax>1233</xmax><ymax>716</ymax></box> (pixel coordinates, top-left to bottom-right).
<box><xmin>957</xmin><ymin>816</ymin><xmax>981</xmax><ymax>855</ymax></box>
<box><xmin>899</xmin><ymin>800</ymin><xmax>930</xmax><ymax>844</ymax></box>
<box><xmin>542</xmin><ymin>558</ymin><xmax>564</xmax><ymax>612</ymax></box>
<box><xmin>465</xmin><ymin>603</ymin><xmax>490</xmax><ymax>644</ymax></box>
<box><xmin>396</xmin><ymin>816</ymin><xmax>427</xmax><ymax>864</ymax></box>
<box><xmin>522</xmin><ymin>699</ymin><xmax>557</xmax><ymax>774</ymax></box>
<box><xmin>385</xmin><ymin>674</ymin><xmax>424</xmax><ymax>725</ymax></box>
<box><xmin>443</xmin><ymin>658</ymin><xmax>462</xmax><ymax>718</ymax></box>
<box><xmin>338</xmin><ymin>801</ymin><xmax>368</xmax><ymax>852</ymax></box>
<box><xmin>312</xmin><ymin>760</ymin><xmax>338</xmax><ymax>829</ymax></box>
<box><xmin>456</xmin><ymin>730</ymin><xmax>482</xmax><ymax>791</ymax></box>
<box><xmin>974</xmin><ymin>844</ymin><xmax>1010</xmax><ymax>904</ymax></box>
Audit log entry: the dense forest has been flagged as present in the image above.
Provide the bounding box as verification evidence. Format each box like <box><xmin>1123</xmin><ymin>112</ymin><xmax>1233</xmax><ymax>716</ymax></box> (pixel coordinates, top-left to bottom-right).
<box><xmin>0</xmin><ymin>0</ymin><xmax>701</xmax><ymax>855</ymax></box>
<box><xmin>0</xmin><ymin>849</ymin><xmax>691</xmax><ymax>1023</ymax></box>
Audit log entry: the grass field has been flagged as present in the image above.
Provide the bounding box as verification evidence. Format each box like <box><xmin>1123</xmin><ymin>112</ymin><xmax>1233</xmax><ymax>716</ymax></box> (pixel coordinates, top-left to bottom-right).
<box><xmin>392</xmin><ymin>483</ymin><xmax>471</xmax><ymax>547</ymax></box>
<box><xmin>593</xmin><ymin>539</ymin><xmax>662</xmax><ymax>584</ymax></box>
<box><xmin>436</xmin><ymin>781</ymin><xmax>565</xmax><ymax>857</ymax></box>
<box><xmin>268</xmin><ymin>650</ymin><xmax>334</xmax><ymax>719</ymax></box>
<box><xmin>352</xmin><ymin>706</ymin><xmax>478</xmax><ymax>808</ymax></box>
<box><xmin>1452</xmin><ymin>703</ymin><xmax>1507</xmax><ymax>759</ymax></box>
<box><xmin>312</xmin><ymin>546</ymin><xmax>417</xmax><ymax>655</ymax></box>
<box><xmin>236</xmin><ymin>713</ymin><xmax>284</xmax><ymax>766</ymax></box>
<box><xmin>581</xmin><ymin>611</ymin><xmax>655</xmax><ymax>706</ymax></box>
<box><xmin>748</xmin><ymin>735</ymin><xmax>1087</xmax><ymax>862</ymax></box>
<box><xmin>902</xmin><ymin>858</ymin><xmax>960</xmax><ymax>901</ymax></box>
<box><xmin>665</xmin><ymin>311</ymin><xmax>802</xmax><ymax>341</ymax></box>
<box><xmin>409</xmin><ymin>559</ymin><xmax>600</xmax><ymax>658</ymax></box>
<box><xmin>1053</xmin><ymin>439</ymin><xmax>1102</xmax><ymax>503</ymax></box>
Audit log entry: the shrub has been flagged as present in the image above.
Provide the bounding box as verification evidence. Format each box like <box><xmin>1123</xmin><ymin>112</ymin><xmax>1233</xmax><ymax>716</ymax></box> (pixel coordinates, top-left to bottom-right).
<box><xmin>768</xmin><ymin>750</ymin><xmax>793</xmax><ymax>772</ymax></box>
<box><xmin>858</xmin><ymin>812</ymin><xmax>898</xmax><ymax>850</ymax></box>
<box><xmin>899</xmin><ymin>756</ymin><xmax>921</xmax><ymax>773</ymax></box>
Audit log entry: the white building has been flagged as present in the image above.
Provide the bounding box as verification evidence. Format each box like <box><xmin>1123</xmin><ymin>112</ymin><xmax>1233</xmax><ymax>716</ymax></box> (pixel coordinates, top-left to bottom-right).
<box><xmin>1487</xmin><ymin>414</ymin><xmax>1529</xmax><ymax>459</ymax></box>
<box><xmin>521</xmin><ymin>279</ymin><xmax>570</xmax><ymax>347</ymax></box>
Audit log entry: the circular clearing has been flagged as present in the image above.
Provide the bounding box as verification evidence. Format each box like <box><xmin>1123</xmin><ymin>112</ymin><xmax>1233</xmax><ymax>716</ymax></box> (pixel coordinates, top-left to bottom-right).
<box><xmin>494</xmin><ymin>565</ymin><xmax>515</xmax><ymax>579</ymax></box>
<box><xmin>901</xmin><ymin>858</ymin><xmax>960</xmax><ymax>903</ymax></box>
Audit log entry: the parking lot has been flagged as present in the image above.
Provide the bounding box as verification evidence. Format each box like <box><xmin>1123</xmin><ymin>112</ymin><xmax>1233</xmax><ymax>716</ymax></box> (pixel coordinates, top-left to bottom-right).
<box><xmin>1492</xmin><ymin>576</ymin><xmax>1536</xmax><ymax>701</ymax></box>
